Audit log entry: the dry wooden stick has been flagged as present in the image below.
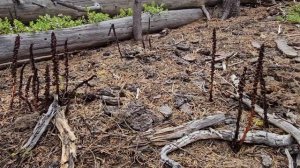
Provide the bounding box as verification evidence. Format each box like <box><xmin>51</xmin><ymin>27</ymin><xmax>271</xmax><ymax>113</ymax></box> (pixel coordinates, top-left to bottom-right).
<box><xmin>209</xmin><ymin>28</ymin><xmax>216</xmax><ymax>102</ymax></box>
<box><xmin>53</xmin><ymin>107</ymin><xmax>77</xmax><ymax>168</ymax></box>
<box><xmin>10</xmin><ymin>35</ymin><xmax>20</xmax><ymax>109</ymax></box>
<box><xmin>285</xmin><ymin>148</ymin><xmax>294</xmax><ymax>168</ymax></box>
<box><xmin>108</xmin><ymin>24</ymin><xmax>122</xmax><ymax>57</ymax></box>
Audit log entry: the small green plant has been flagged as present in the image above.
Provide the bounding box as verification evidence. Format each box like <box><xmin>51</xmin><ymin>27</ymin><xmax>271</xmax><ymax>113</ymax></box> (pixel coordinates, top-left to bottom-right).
<box><xmin>87</xmin><ymin>11</ymin><xmax>111</xmax><ymax>23</ymax></box>
<box><xmin>143</xmin><ymin>2</ymin><xmax>167</xmax><ymax>15</ymax></box>
<box><xmin>13</xmin><ymin>19</ymin><xmax>29</xmax><ymax>33</ymax></box>
<box><xmin>0</xmin><ymin>18</ymin><xmax>12</xmax><ymax>34</ymax></box>
<box><xmin>277</xmin><ymin>4</ymin><xmax>300</xmax><ymax>24</ymax></box>
<box><xmin>114</xmin><ymin>8</ymin><xmax>133</xmax><ymax>19</ymax></box>
<box><xmin>29</xmin><ymin>14</ymin><xmax>84</xmax><ymax>32</ymax></box>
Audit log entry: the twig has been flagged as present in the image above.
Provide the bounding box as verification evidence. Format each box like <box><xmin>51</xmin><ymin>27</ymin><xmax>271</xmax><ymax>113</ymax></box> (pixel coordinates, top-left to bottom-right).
<box><xmin>108</xmin><ymin>24</ymin><xmax>122</xmax><ymax>57</ymax></box>
<box><xmin>70</xmin><ymin>75</ymin><xmax>96</xmax><ymax>96</ymax></box>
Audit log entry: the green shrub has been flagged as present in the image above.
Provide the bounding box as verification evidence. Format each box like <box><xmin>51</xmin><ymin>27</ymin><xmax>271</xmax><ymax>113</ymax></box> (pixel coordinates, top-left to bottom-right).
<box><xmin>277</xmin><ymin>4</ymin><xmax>300</xmax><ymax>24</ymax></box>
<box><xmin>13</xmin><ymin>19</ymin><xmax>30</xmax><ymax>33</ymax></box>
<box><xmin>143</xmin><ymin>2</ymin><xmax>167</xmax><ymax>14</ymax></box>
<box><xmin>29</xmin><ymin>14</ymin><xmax>84</xmax><ymax>32</ymax></box>
<box><xmin>0</xmin><ymin>4</ymin><xmax>168</xmax><ymax>35</ymax></box>
<box><xmin>0</xmin><ymin>18</ymin><xmax>12</xmax><ymax>34</ymax></box>
<box><xmin>114</xmin><ymin>8</ymin><xmax>133</xmax><ymax>18</ymax></box>
<box><xmin>87</xmin><ymin>11</ymin><xmax>111</xmax><ymax>23</ymax></box>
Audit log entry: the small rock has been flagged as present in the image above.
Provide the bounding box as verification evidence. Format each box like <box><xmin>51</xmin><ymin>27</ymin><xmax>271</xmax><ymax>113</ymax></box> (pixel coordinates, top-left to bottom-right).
<box><xmin>159</xmin><ymin>105</ymin><xmax>173</xmax><ymax>118</ymax></box>
<box><xmin>251</xmin><ymin>41</ymin><xmax>262</xmax><ymax>49</ymax></box>
<box><xmin>174</xmin><ymin>95</ymin><xmax>191</xmax><ymax>108</ymax></box>
<box><xmin>176</xmin><ymin>43</ymin><xmax>190</xmax><ymax>51</ymax></box>
<box><xmin>182</xmin><ymin>53</ymin><xmax>196</xmax><ymax>62</ymax></box>
<box><xmin>275</xmin><ymin>38</ymin><xmax>298</xmax><ymax>58</ymax></box>
<box><xmin>261</xmin><ymin>154</ymin><xmax>272</xmax><ymax>167</ymax></box>
<box><xmin>180</xmin><ymin>103</ymin><xmax>193</xmax><ymax>115</ymax></box>
<box><xmin>124</xmin><ymin>103</ymin><xmax>158</xmax><ymax>131</ymax></box>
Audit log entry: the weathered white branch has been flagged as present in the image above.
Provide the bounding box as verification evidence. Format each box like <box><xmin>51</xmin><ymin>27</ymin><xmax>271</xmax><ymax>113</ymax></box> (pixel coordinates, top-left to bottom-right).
<box><xmin>144</xmin><ymin>113</ymin><xmax>226</xmax><ymax>145</ymax></box>
<box><xmin>21</xmin><ymin>95</ymin><xmax>60</xmax><ymax>151</ymax></box>
<box><xmin>285</xmin><ymin>148</ymin><xmax>294</xmax><ymax>168</ymax></box>
<box><xmin>53</xmin><ymin>107</ymin><xmax>77</xmax><ymax>168</ymax></box>
<box><xmin>161</xmin><ymin>130</ymin><xmax>293</xmax><ymax>168</ymax></box>
<box><xmin>236</xmin><ymin>94</ymin><xmax>300</xmax><ymax>145</ymax></box>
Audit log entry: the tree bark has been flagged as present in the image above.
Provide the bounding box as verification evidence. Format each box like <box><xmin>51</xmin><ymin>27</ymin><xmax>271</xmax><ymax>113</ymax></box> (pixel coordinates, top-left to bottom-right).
<box><xmin>133</xmin><ymin>0</ymin><xmax>143</xmax><ymax>41</ymax></box>
<box><xmin>221</xmin><ymin>0</ymin><xmax>240</xmax><ymax>20</ymax></box>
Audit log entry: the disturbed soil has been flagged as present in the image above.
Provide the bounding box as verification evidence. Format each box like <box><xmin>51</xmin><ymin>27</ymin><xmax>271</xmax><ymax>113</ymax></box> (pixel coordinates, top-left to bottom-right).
<box><xmin>0</xmin><ymin>3</ymin><xmax>300</xmax><ymax>168</ymax></box>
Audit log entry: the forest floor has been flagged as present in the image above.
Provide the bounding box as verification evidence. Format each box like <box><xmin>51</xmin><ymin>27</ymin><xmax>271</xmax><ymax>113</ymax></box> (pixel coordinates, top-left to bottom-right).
<box><xmin>0</xmin><ymin>3</ymin><xmax>300</xmax><ymax>168</ymax></box>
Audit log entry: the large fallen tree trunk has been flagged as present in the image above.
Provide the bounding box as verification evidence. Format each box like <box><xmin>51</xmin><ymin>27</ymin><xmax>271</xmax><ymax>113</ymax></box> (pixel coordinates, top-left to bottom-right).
<box><xmin>1</xmin><ymin>0</ymin><xmax>262</xmax><ymax>23</ymax></box>
<box><xmin>0</xmin><ymin>9</ymin><xmax>204</xmax><ymax>65</ymax></box>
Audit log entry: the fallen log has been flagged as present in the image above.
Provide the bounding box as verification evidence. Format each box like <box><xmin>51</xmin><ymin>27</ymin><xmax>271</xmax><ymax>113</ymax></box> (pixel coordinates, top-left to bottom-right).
<box><xmin>0</xmin><ymin>0</ymin><xmax>262</xmax><ymax>23</ymax></box>
<box><xmin>0</xmin><ymin>9</ymin><xmax>204</xmax><ymax>65</ymax></box>
<box><xmin>161</xmin><ymin>129</ymin><xmax>293</xmax><ymax>167</ymax></box>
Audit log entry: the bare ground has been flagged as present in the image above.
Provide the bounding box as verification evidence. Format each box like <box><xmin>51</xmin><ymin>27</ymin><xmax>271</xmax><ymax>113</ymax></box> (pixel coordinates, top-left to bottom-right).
<box><xmin>0</xmin><ymin>4</ymin><xmax>300</xmax><ymax>168</ymax></box>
